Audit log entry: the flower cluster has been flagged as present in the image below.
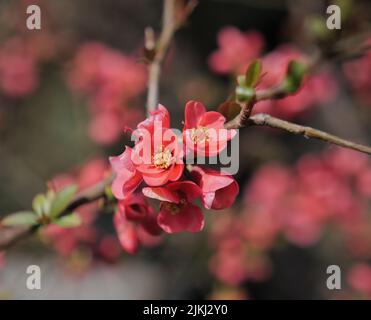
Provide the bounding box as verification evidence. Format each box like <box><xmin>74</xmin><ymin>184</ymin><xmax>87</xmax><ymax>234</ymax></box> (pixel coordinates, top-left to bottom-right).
<box><xmin>208</xmin><ymin>27</ymin><xmax>337</xmax><ymax>118</ymax></box>
<box><xmin>110</xmin><ymin>101</ymin><xmax>239</xmax><ymax>253</ymax></box>
<box><xmin>67</xmin><ymin>42</ymin><xmax>147</xmax><ymax>145</ymax></box>
<box><xmin>209</xmin><ymin>147</ymin><xmax>371</xmax><ymax>289</ymax></box>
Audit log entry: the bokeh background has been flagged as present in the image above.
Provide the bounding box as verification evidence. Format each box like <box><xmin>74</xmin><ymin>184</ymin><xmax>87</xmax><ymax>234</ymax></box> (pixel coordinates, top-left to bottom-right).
<box><xmin>0</xmin><ymin>0</ymin><xmax>371</xmax><ymax>299</ymax></box>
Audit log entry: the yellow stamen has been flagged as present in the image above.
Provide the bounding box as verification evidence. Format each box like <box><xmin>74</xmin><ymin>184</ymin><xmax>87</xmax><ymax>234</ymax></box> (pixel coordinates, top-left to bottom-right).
<box><xmin>190</xmin><ymin>126</ymin><xmax>210</xmax><ymax>143</ymax></box>
<box><xmin>153</xmin><ymin>147</ymin><xmax>173</xmax><ymax>169</ymax></box>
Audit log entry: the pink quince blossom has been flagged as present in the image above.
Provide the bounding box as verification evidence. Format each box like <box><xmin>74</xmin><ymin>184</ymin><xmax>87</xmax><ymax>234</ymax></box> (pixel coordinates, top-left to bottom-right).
<box><xmin>137</xmin><ymin>104</ymin><xmax>170</xmax><ymax>133</ymax></box>
<box><xmin>143</xmin><ymin>181</ymin><xmax>204</xmax><ymax>233</ymax></box>
<box><xmin>114</xmin><ymin>194</ymin><xmax>162</xmax><ymax>254</ymax></box>
<box><xmin>183</xmin><ymin>100</ymin><xmax>236</xmax><ymax>157</ymax></box>
<box><xmin>208</xmin><ymin>27</ymin><xmax>264</xmax><ymax>75</ymax></box>
<box><xmin>132</xmin><ymin>124</ymin><xmax>184</xmax><ymax>187</ymax></box>
<box><xmin>190</xmin><ymin>166</ymin><xmax>239</xmax><ymax>210</ymax></box>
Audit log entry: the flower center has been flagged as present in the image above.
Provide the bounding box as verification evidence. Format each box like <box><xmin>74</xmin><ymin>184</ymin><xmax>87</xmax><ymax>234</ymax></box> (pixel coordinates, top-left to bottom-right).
<box><xmin>163</xmin><ymin>202</ymin><xmax>180</xmax><ymax>215</ymax></box>
<box><xmin>162</xmin><ymin>199</ymin><xmax>187</xmax><ymax>215</ymax></box>
<box><xmin>153</xmin><ymin>147</ymin><xmax>173</xmax><ymax>169</ymax></box>
<box><xmin>190</xmin><ymin>126</ymin><xmax>210</xmax><ymax>143</ymax></box>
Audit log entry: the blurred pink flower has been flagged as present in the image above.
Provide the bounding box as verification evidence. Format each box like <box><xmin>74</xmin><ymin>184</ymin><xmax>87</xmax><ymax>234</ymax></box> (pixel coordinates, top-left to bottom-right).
<box><xmin>208</xmin><ymin>27</ymin><xmax>264</xmax><ymax>74</ymax></box>
<box><xmin>68</xmin><ymin>42</ymin><xmax>146</xmax><ymax>102</ymax></box>
<box><xmin>88</xmin><ymin>110</ymin><xmax>123</xmax><ymax>145</ymax></box>
<box><xmin>347</xmin><ymin>264</ymin><xmax>371</xmax><ymax>296</ymax></box>
<box><xmin>97</xmin><ymin>235</ymin><xmax>122</xmax><ymax>263</ymax></box>
<box><xmin>343</xmin><ymin>45</ymin><xmax>371</xmax><ymax>105</ymax></box>
<box><xmin>67</xmin><ymin>42</ymin><xmax>147</xmax><ymax>145</ymax></box>
<box><xmin>0</xmin><ymin>39</ymin><xmax>38</xmax><ymax>97</ymax></box>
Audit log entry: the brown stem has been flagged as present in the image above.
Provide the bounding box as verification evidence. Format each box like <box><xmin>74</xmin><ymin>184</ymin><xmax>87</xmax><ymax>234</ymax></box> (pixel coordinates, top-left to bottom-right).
<box><xmin>224</xmin><ymin>45</ymin><xmax>371</xmax><ymax>155</ymax></box>
<box><xmin>146</xmin><ymin>0</ymin><xmax>197</xmax><ymax>114</ymax></box>
<box><xmin>227</xmin><ymin>112</ymin><xmax>371</xmax><ymax>155</ymax></box>
<box><xmin>146</xmin><ymin>0</ymin><xmax>177</xmax><ymax>114</ymax></box>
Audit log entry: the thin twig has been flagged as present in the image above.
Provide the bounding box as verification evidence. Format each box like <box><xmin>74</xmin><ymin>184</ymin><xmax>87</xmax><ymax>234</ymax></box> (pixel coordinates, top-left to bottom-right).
<box><xmin>224</xmin><ymin>45</ymin><xmax>371</xmax><ymax>155</ymax></box>
<box><xmin>228</xmin><ymin>112</ymin><xmax>371</xmax><ymax>155</ymax></box>
<box><xmin>146</xmin><ymin>0</ymin><xmax>197</xmax><ymax>114</ymax></box>
<box><xmin>146</xmin><ymin>0</ymin><xmax>177</xmax><ymax>114</ymax></box>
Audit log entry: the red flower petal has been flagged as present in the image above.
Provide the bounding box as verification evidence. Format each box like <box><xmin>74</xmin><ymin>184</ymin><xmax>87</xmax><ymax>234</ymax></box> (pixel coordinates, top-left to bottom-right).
<box><xmin>168</xmin><ymin>163</ymin><xmax>184</xmax><ymax>182</ymax></box>
<box><xmin>205</xmin><ymin>179</ymin><xmax>239</xmax><ymax>210</ymax></box>
<box><xmin>140</xmin><ymin>208</ymin><xmax>163</xmax><ymax>236</ymax></box>
<box><xmin>113</xmin><ymin>212</ymin><xmax>138</xmax><ymax>254</ymax></box>
<box><xmin>142</xmin><ymin>170</ymin><xmax>172</xmax><ymax>186</ymax></box>
<box><xmin>137</xmin><ymin>104</ymin><xmax>170</xmax><ymax>131</ymax></box>
<box><xmin>168</xmin><ymin>180</ymin><xmax>202</xmax><ymax>202</ymax></box>
<box><xmin>184</xmin><ymin>100</ymin><xmax>206</xmax><ymax>129</ymax></box>
<box><xmin>109</xmin><ymin>147</ymin><xmax>134</xmax><ymax>172</ymax></box>
<box><xmin>191</xmin><ymin>166</ymin><xmax>239</xmax><ymax>209</ymax></box>
<box><xmin>157</xmin><ymin>203</ymin><xmax>204</xmax><ymax>233</ymax></box>
<box><xmin>142</xmin><ymin>186</ymin><xmax>180</xmax><ymax>203</ymax></box>
<box><xmin>200</xmin><ymin>111</ymin><xmax>226</xmax><ymax>128</ymax></box>
<box><xmin>110</xmin><ymin>148</ymin><xmax>142</xmax><ymax>199</ymax></box>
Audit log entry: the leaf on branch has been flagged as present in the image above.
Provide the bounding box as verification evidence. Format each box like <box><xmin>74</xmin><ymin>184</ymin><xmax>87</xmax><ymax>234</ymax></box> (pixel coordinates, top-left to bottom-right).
<box><xmin>283</xmin><ymin>60</ymin><xmax>307</xmax><ymax>93</ymax></box>
<box><xmin>245</xmin><ymin>59</ymin><xmax>262</xmax><ymax>87</ymax></box>
<box><xmin>32</xmin><ymin>193</ymin><xmax>48</xmax><ymax>217</ymax></box>
<box><xmin>1</xmin><ymin>211</ymin><xmax>38</xmax><ymax>227</ymax></box>
<box><xmin>53</xmin><ymin>212</ymin><xmax>81</xmax><ymax>228</ymax></box>
<box><xmin>50</xmin><ymin>185</ymin><xmax>78</xmax><ymax>218</ymax></box>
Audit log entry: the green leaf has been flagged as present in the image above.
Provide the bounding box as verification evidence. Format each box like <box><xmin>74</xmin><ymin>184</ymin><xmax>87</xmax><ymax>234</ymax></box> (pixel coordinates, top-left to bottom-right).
<box><xmin>283</xmin><ymin>60</ymin><xmax>307</xmax><ymax>93</ymax></box>
<box><xmin>305</xmin><ymin>16</ymin><xmax>330</xmax><ymax>41</ymax></box>
<box><xmin>53</xmin><ymin>213</ymin><xmax>81</xmax><ymax>228</ymax></box>
<box><xmin>236</xmin><ymin>86</ymin><xmax>255</xmax><ymax>103</ymax></box>
<box><xmin>50</xmin><ymin>185</ymin><xmax>78</xmax><ymax>218</ymax></box>
<box><xmin>32</xmin><ymin>194</ymin><xmax>47</xmax><ymax>217</ymax></box>
<box><xmin>245</xmin><ymin>59</ymin><xmax>262</xmax><ymax>87</ymax></box>
<box><xmin>1</xmin><ymin>211</ymin><xmax>38</xmax><ymax>227</ymax></box>
<box><xmin>237</xmin><ymin>75</ymin><xmax>246</xmax><ymax>87</ymax></box>
<box><xmin>43</xmin><ymin>190</ymin><xmax>55</xmax><ymax>216</ymax></box>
